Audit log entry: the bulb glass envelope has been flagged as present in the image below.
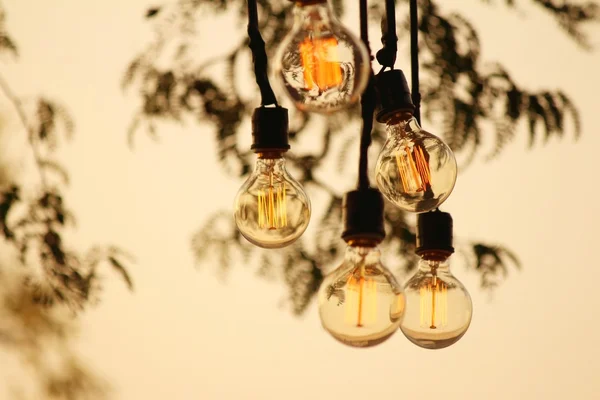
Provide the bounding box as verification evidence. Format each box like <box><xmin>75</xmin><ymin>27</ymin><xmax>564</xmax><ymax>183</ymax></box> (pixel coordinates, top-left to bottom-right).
<box><xmin>233</xmin><ymin>107</ymin><xmax>311</xmax><ymax>249</ymax></box>
<box><xmin>274</xmin><ymin>0</ymin><xmax>369</xmax><ymax>113</ymax></box>
<box><xmin>318</xmin><ymin>244</ymin><xmax>405</xmax><ymax>347</ymax></box>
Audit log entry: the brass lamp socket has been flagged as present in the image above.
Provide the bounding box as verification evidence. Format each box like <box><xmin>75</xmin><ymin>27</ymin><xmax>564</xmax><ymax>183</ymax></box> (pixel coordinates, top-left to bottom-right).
<box><xmin>416</xmin><ymin>210</ymin><xmax>455</xmax><ymax>260</ymax></box>
<box><xmin>251</xmin><ymin>106</ymin><xmax>291</xmax><ymax>154</ymax></box>
<box><xmin>375</xmin><ymin>69</ymin><xmax>415</xmax><ymax>123</ymax></box>
<box><xmin>342</xmin><ymin>188</ymin><xmax>386</xmax><ymax>244</ymax></box>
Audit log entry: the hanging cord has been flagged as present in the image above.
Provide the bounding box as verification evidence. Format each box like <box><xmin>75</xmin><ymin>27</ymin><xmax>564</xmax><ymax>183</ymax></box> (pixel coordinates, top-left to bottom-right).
<box><xmin>376</xmin><ymin>0</ymin><xmax>398</xmax><ymax>71</ymax></box>
<box><xmin>247</xmin><ymin>0</ymin><xmax>278</xmax><ymax>106</ymax></box>
<box><xmin>357</xmin><ymin>0</ymin><xmax>377</xmax><ymax>190</ymax></box>
<box><xmin>410</xmin><ymin>0</ymin><xmax>421</xmax><ymax>124</ymax></box>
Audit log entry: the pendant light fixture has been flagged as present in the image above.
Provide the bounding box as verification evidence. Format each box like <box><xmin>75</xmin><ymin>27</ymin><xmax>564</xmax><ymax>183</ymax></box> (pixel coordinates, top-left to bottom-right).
<box><xmin>400</xmin><ymin>210</ymin><xmax>472</xmax><ymax>349</ymax></box>
<box><xmin>234</xmin><ymin>0</ymin><xmax>311</xmax><ymax>249</ymax></box>
<box><xmin>318</xmin><ymin>189</ymin><xmax>405</xmax><ymax>347</ymax></box>
<box><xmin>374</xmin><ymin>0</ymin><xmax>457</xmax><ymax>213</ymax></box>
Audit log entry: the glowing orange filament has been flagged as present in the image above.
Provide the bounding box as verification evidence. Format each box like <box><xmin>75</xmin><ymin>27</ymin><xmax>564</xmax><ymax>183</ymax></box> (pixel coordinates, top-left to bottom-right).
<box><xmin>299</xmin><ymin>37</ymin><xmax>342</xmax><ymax>92</ymax></box>
<box><xmin>419</xmin><ymin>277</ymin><xmax>448</xmax><ymax>330</ymax></box>
<box><xmin>357</xmin><ymin>276</ymin><xmax>364</xmax><ymax>327</ymax></box>
<box><xmin>345</xmin><ymin>269</ymin><xmax>377</xmax><ymax>328</ymax></box>
<box><xmin>430</xmin><ymin>278</ymin><xmax>437</xmax><ymax>329</ymax></box>
<box><xmin>257</xmin><ymin>174</ymin><xmax>287</xmax><ymax>230</ymax></box>
<box><xmin>395</xmin><ymin>143</ymin><xmax>431</xmax><ymax>193</ymax></box>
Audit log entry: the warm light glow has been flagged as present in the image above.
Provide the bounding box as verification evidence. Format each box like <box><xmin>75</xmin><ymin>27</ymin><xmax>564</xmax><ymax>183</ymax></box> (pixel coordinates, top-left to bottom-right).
<box><xmin>257</xmin><ymin>174</ymin><xmax>287</xmax><ymax>230</ymax></box>
<box><xmin>299</xmin><ymin>37</ymin><xmax>343</xmax><ymax>92</ymax></box>
<box><xmin>395</xmin><ymin>143</ymin><xmax>431</xmax><ymax>193</ymax></box>
<box><xmin>419</xmin><ymin>277</ymin><xmax>448</xmax><ymax>329</ymax></box>
<box><xmin>344</xmin><ymin>269</ymin><xmax>377</xmax><ymax>327</ymax></box>
<box><xmin>391</xmin><ymin>293</ymin><xmax>406</xmax><ymax>319</ymax></box>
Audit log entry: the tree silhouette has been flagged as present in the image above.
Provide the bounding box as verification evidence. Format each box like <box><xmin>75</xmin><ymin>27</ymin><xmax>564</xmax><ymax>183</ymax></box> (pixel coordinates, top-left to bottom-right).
<box><xmin>123</xmin><ymin>0</ymin><xmax>596</xmax><ymax>314</ymax></box>
<box><xmin>0</xmin><ymin>3</ymin><xmax>132</xmax><ymax>398</ymax></box>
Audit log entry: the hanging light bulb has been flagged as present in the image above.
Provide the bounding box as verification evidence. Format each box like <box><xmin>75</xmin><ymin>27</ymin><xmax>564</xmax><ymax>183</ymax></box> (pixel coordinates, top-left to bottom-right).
<box><xmin>374</xmin><ymin>70</ymin><xmax>457</xmax><ymax>213</ymax></box>
<box><xmin>402</xmin><ymin>257</ymin><xmax>472</xmax><ymax>349</ymax></box>
<box><xmin>234</xmin><ymin>107</ymin><xmax>311</xmax><ymax>248</ymax></box>
<box><xmin>400</xmin><ymin>210</ymin><xmax>472</xmax><ymax>349</ymax></box>
<box><xmin>376</xmin><ymin>115</ymin><xmax>457</xmax><ymax>213</ymax></box>
<box><xmin>319</xmin><ymin>241</ymin><xmax>405</xmax><ymax>347</ymax></box>
<box><xmin>234</xmin><ymin>155</ymin><xmax>311</xmax><ymax>248</ymax></box>
<box><xmin>318</xmin><ymin>189</ymin><xmax>405</xmax><ymax>347</ymax></box>
<box><xmin>274</xmin><ymin>0</ymin><xmax>370</xmax><ymax>113</ymax></box>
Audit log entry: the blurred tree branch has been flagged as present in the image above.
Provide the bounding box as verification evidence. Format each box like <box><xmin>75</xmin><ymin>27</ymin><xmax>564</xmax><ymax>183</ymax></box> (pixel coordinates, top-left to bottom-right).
<box><xmin>0</xmin><ymin>2</ymin><xmax>134</xmax><ymax>398</ymax></box>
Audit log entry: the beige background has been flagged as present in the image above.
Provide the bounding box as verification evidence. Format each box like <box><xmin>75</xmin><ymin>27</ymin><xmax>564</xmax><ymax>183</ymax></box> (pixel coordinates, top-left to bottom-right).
<box><xmin>2</xmin><ymin>0</ymin><xmax>600</xmax><ymax>399</ymax></box>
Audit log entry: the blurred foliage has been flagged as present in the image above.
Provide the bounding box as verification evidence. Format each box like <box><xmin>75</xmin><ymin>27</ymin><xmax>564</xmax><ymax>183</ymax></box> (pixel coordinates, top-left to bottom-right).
<box><xmin>0</xmin><ymin>2</ymin><xmax>133</xmax><ymax>398</ymax></box>
<box><xmin>123</xmin><ymin>0</ymin><xmax>596</xmax><ymax>314</ymax></box>
<box><xmin>0</xmin><ymin>271</ymin><xmax>110</xmax><ymax>400</ymax></box>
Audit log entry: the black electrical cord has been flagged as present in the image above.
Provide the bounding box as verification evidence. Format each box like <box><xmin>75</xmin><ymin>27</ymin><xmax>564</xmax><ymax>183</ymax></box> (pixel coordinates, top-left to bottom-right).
<box><xmin>410</xmin><ymin>0</ymin><xmax>421</xmax><ymax>124</ymax></box>
<box><xmin>357</xmin><ymin>0</ymin><xmax>376</xmax><ymax>191</ymax></box>
<box><xmin>247</xmin><ymin>0</ymin><xmax>278</xmax><ymax>106</ymax></box>
<box><xmin>408</xmin><ymin>2</ymin><xmax>449</xmax><ymax>220</ymax></box>
<box><xmin>376</xmin><ymin>0</ymin><xmax>398</xmax><ymax>70</ymax></box>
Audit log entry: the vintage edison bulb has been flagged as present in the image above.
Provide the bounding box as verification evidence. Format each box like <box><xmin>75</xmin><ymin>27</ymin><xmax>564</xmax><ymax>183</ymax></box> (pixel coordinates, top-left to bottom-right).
<box><xmin>400</xmin><ymin>256</ymin><xmax>472</xmax><ymax>349</ymax></box>
<box><xmin>318</xmin><ymin>242</ymin><xmax>405</xmax><ymax>347</ymax></box>
<box><xmin>375</xmin><ymin>114</ymin><xmax>457</xmax><ymax>213</ymax></box>
<box><xmin>234</xmin><ymin>154</ymin><xmax>310</xmax><ymax>248</ymax></box>
<box><xmin>274</xmin><ymin>0</ymin><xmax>369</xmax><ymax>113</ymax></box>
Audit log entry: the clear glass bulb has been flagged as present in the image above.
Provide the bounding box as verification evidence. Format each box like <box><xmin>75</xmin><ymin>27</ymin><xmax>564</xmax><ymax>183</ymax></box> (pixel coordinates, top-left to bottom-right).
<box><xmin>274</xmin><ymin>0</ymin><xmax>370</xmax><ymax>113</ymax></box>
<box><xmin>234</xmin><ymin>155</ymin><xmax>310</xmax><ymax>249</ymax></box>
<box><xmin>318</xmin><ymin>242</ymin><xmax>405</xmax><ymax>347</ymax></box>
<box><xmin>400</xmin><ymin>256</ymin><xmax>472</xmax><ymax>349</ymax></box>
<box><xmin>375</xmin><ymin>115</ymin><xmax>457</xmax><ymax>213</ymax></box>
